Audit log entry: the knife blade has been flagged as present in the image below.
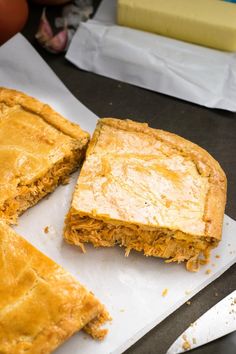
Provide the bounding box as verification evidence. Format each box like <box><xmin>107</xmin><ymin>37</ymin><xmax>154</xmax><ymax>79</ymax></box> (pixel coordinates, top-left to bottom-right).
<box><xmin>166</xmin><ymin>290</ymin><xmax>236</xmax><ymax>354</ymax></box>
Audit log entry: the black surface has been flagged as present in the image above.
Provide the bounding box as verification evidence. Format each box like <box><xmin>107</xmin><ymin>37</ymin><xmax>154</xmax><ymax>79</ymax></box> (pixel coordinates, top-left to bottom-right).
<box><xmin>22</xmin><ymin>2</ymin><xmax>236</xmax><ymax>354</ymax></box>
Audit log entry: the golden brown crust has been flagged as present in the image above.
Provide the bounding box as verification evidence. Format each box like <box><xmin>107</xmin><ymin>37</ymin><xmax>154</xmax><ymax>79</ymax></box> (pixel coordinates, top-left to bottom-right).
<box><xmin>0</xmin><ymin>220</ymin><xmax>109</xmax><ymax>354</ymax></box>
<box><xmin>0</xmin><ymin>87</ymin><xmax>89</xmax><ymax>144</ymax></box>
<box><xmin>88</xmin><ymin>118</ymin><xmax>227</xmax><ymax>240</ymax></box>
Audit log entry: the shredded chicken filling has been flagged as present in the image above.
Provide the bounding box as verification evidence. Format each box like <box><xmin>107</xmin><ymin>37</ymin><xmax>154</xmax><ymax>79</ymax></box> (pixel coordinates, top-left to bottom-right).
<box><xmin>0</xmin><ymin>148</ymin><xmax>85</xmax><ymax>224</ymax></box>
<box><xmin>83</xmin><ymin>308</ymin><xmax>111</xmax><ymax>340</ymax></box>
<box><xmin>65</xmin><ymin>214</ymin><xmax>217</xmax><ymax>271</ymax></box>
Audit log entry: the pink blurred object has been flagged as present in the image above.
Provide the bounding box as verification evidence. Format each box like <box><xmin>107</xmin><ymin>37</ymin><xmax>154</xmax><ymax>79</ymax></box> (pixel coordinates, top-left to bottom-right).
<box><xmin>35</xmin><ymin>8</ymin><xmax>68</xmax><ymax>53</ymax></box>
<box><xmin>35</xmin><ymin>0</ymin><xmax>93</xmax><ymax>53</ymax></box>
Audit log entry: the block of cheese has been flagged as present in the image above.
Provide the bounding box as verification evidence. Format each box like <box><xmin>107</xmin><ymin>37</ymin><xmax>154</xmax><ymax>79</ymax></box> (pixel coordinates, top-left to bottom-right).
<box><xmin>117</xmin><ymin>0</ymin><xmax>236</xmax><ymax>51</ymax></box>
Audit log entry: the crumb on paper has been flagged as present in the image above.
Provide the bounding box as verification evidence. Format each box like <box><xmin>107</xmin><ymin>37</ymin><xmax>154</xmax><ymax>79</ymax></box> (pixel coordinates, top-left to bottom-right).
<box><xmin>182</xmin><ymin>340</ymin><xmax>191</xmax><ymax>350</ymax></box>
<box><xmin>192</xmin><ymin>337</ymin><xmax>197</xmax><ymax>344</ymax></box>
<box><xmin>234</xmin><ymin>298</ymin><xmax>236</xmax><ymax>304</ymax></box>
<box><xmin>162</xmin><ymin>288</ymin><xmax>168</xmax><ymax>297</ymax></box>
<box><xmin>185</xmin><ymin>290</ymin><xmax>191</xmax><ymax>295</ymax></box>
<box><xmin>119</xmin><ymin>309</ymin><xmax>125</xmax><ymax>313</ymax></box>
<box><xmin>44</xmin><ymin>226</ymin><xmax>49</xmax><ymax>234</ymax></box>
<box><xmin>211</xmin><ymin>263</ymin><xmax>215</xmax><ymax>267</ymax></box>
<box><xmin>182</xmin><ymin>335</ymin><xmax>191</xmax><ymax>350</ymax></box>
<box><xmin>186</xmin><ymin>301</ymin><xmax>191</xmax><ymax>306</ymax></box>
<box><xmin>42</xmin><ymin>225</ymin><xmax>57</xmax><ymax>238</ymax></box>
<box><xmin>215</xmin><ymin>255</ymin><xmax>220</xmax><ymax>259</ymax></box>
<box><xmin>215</xmin><ymin>292</ymin><xmax>218</xmax><ymax>297</ymax></box>
<box><xmin>205</xmin><ymin>269</ymin><xmax>211</xmax><ymax>275</ymax></box>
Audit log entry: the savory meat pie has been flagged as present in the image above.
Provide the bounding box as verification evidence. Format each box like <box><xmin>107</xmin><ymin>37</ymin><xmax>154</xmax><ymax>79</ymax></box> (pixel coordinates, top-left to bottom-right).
<box><xmin>0</xmin><ymin>220</ymin><xmax>109</xmax><ymax>354</ymax></box>
<box><xmin>64</xmin><ymin>118</ymin><xmax>227</xmax><ymax>271</ymax></box>
<box><xmin>0</xmin><ymin>87</ymin><xmax>89</xmax><ymax>224</ymax></box>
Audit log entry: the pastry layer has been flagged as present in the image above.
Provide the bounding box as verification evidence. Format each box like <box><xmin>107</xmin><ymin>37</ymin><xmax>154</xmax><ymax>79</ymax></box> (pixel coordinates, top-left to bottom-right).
<box><xmin>0</xmin><ymin>87</ymin><xmax>89</xmax><ymax>224</ymax></box>
<box><xmin>117</xmin><ymin>0</ymin><xmax>236</xmax><ymax>51</ymax></box>
<box><xmin>64</xmin><ymin>118</ymin><xmax>227</xmax><ymax>270</ymax></box>
<box><xmin>0</xmin><ymin>220</ymin><xmax>109</xmax><ymax>354</ymax></box>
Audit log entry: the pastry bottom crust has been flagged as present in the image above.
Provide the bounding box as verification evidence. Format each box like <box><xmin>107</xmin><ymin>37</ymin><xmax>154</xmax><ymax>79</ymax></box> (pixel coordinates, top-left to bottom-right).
<box><xmin>65</xmin><ymin>214</ymin><xmax>218</xmax><ymax>272</ymax></box>
<box><xmin>0</xmin><ymin>147</ymin><xmax>86</xmax><ymax>225</ymax></box>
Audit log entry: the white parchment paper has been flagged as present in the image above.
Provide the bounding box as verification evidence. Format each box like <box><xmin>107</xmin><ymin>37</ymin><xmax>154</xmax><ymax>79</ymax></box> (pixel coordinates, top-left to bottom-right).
<box><xmin>66</xmin><ymin>0</ymin><xmax>236</xmax><ymax>112</ymax></box>
<box><xmin>0</xmin><ymin>34</ymin><xmax>236</xmax><ymax>354</ymax></box>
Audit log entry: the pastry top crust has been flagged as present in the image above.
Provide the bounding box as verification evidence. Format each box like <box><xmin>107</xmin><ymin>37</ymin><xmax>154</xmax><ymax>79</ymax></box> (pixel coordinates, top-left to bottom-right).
<box><xmin>0</xmin><ymin>87</ymin><xmax>90</xmax><ymax>204</ymax></box>
<box><xmin>0</xmin><ymin>87</ymin><xmax>89</xmax><ymax>141</ymax></box>
<box><xmin>0</xmin><ymin>220</ymin><xmax>105</xmax><ymax>354</ymax></box>
<box><xmin>71</xmin><ymin>118</ymin><xmax>226</xmax><ymax>240</ymax></box>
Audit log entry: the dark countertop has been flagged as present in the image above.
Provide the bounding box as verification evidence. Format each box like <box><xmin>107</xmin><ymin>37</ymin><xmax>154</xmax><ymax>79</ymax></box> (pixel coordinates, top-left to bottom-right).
<box><xmin>22</xmin><ymin>2</ymin><xmax>236</xmax><ymax>354</ymax></box>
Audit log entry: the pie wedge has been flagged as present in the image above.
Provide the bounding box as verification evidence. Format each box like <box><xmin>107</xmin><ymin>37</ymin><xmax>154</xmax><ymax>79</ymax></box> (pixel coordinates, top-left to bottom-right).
<box><xmin>0</xmin><ymin>220</ymin><xmax>110</xmax><ymax>354</ymax></box>
<box><xmin>0</xmin><ymin>87</ymin><xmax>89</xmax><ymax>224</ymax></box>
<box><xmin>64</xmin><ymin>118</ymin><xmax>227</xmax><ymax>271</ymax></box>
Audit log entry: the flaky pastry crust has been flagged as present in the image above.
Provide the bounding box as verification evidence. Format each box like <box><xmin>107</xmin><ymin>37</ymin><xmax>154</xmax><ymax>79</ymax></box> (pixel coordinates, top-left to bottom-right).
<box><xmin>0</xmin><ymin>87</ymin><xmax>89</xmax><ymax>142</ymax></box>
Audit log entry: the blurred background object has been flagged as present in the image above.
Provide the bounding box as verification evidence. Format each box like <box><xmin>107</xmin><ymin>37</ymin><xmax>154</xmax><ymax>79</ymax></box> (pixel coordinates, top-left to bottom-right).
<box><xmin>32</xmin><ymin>0</ymin><xmax>71</xmax><ymax>5</ymax></box>
<box><xmin>35</xmin><ymin>0</ymin><xmax>93</xmax><ymax>53</ymax></box>
<box><xmin>0</xmin><ymin>0</ymin><xmax>29</xmax><ymax>45</ymax></box>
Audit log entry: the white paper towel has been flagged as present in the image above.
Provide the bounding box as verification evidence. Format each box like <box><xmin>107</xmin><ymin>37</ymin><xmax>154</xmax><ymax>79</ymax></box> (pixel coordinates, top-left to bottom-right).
<box><xmin>0</xmin><ymin>34</ymin><xmax>236</xmax><ymax>354</ymax></box>
<box><xmin>66</xmin><ymin>0</ymin><xmax>236</xmax><ymax>112</ymax></box>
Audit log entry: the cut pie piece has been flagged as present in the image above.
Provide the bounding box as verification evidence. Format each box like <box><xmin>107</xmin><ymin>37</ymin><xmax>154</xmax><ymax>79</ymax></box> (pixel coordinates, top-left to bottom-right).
<box><xmin>0</xmin><ymin>220</ymin><xmax>110</xmax><ymax>354</ymax></box>
<box><xmin>64</xmin><ymin>118</ymin><xmax>227</xmax><ymax>271</ymax></box>
<box><xmin>0</xmin><ymin>87</ymin><xmax>90</xmax><ymax>224</ymax></box>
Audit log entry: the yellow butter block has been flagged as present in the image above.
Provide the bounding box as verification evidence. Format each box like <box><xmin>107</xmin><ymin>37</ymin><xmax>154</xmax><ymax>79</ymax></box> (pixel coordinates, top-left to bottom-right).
<box><xmin>117</xmin><ymin>0</ymin><xmax>236</xmax><ymax>51</ymax></box>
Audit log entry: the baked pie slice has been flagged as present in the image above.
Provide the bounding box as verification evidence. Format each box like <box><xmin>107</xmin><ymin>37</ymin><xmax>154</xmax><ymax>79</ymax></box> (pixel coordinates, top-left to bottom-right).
<box><xmin>0</xmin><ymin>87</ymin><xmax>89</xmax><ymax>224</ymax></box>
<box><xmin>0</xmin><ymin>220</ymin><xmax>110</xmax><ymax>354</ymax></box>
<box><xmin>64</xmin><ymin>118</ymin><xmax>227</xmax><ymax>271</ymax></box>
